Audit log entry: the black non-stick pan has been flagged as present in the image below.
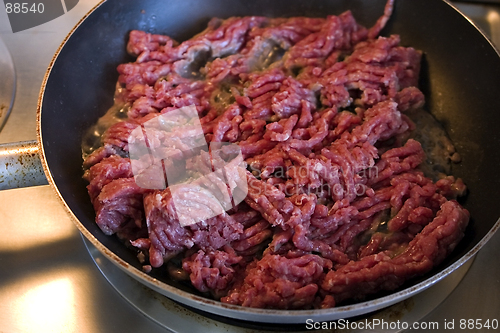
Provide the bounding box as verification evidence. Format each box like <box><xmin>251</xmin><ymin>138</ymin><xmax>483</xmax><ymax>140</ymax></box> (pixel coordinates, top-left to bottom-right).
<box><xmin>1</xmin><ymin>0</ymin><xmax>499</xmax><ymax>324</ymax></box>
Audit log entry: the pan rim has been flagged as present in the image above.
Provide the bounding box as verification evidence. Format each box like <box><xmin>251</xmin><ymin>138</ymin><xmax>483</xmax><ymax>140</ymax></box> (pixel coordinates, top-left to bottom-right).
<box><xmin>35</xmin><ymin>0</ymin><xmax>500</xmax><ymax>323</ymax></box>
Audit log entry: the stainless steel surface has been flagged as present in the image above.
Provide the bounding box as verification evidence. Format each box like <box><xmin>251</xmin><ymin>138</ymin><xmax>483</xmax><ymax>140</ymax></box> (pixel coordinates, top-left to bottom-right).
<box><xmin>0</xmin><ymin>1</ymin><xmax>499</xmax><ymax>332</ymax></box>
<box><xmin>453</xmin><ymin>1</ymin><xmax>500</xmax><ymax>47</ymax></box>
<box><xmin>0</xmin><ymin>140</ymin><xmax>47</xmax><ymax>190</ymax></box>
<box><xmin>0</xmin><ymin>35</ymin><xmax>15</xmax><ymax>132</ymax></box>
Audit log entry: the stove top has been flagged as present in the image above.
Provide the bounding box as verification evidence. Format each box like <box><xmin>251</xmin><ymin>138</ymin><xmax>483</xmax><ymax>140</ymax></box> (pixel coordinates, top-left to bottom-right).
<box><xmin>0</xmin><ymin>2</ymin><xmax>499</xmax><ymax>332</ymax></box>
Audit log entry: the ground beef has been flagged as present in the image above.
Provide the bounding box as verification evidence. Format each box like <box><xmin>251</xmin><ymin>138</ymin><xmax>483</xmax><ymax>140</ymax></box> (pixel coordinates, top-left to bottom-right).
<box><xmin>83</xmin><ymin>0</ymin><xmax>470</xmax><ymax>310</ymax></box>
<box><xmin>91</xmin><ymin>177</ymin><xmax>148</xmax><ymax>236</ymax></box>
<box><xmin>142</xmin><ymin>189</ymin><xmax>244</xmax><ymax>268</ymax></box>
<box><xmin>182</xmin><ymin>246</ymin><xmax>244</xmax><ymax>298</ymax></box>
<box><xmin>321</xmin><ymin>200</ymin><xmax>469</xmax><ymax>306</ymax></box>
<box><xmin>222</xmin><ymin>253</ymin><xmax>332</xmax><ymax>309</ymax></box>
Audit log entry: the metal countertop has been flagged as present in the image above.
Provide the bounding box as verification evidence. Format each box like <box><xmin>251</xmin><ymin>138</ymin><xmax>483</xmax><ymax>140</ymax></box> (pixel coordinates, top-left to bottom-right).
<box><xmin>0</xmin><ymin>1</ymin><xmax>498</xmax><ymax>332</ymax></box>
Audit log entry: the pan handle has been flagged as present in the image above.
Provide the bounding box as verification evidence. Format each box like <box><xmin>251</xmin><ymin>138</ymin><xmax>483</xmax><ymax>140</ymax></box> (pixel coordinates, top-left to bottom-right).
<box><xmin>0</xmin><ymin>140</ymin><xmax>48</xmax><ymax>190</ymax></box>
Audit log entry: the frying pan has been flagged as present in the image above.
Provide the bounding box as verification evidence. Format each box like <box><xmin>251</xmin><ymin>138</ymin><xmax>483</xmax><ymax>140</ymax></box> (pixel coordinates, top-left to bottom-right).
<box><xmin>1</xmin><ymin>0</ymin><xmax>499</xmax><ymax>325</ymax></box>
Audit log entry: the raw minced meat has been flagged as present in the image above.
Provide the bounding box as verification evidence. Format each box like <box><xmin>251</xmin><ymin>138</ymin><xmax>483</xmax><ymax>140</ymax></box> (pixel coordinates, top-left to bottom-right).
<box><xmin>82</xmin><ymin>0</ymin><xmax>470</xmax><ymax>310</ymax></box>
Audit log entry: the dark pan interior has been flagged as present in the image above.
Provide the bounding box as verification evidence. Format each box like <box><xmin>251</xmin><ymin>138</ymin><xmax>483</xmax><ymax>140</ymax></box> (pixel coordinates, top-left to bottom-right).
<box><xmin>40</xmin><ymin>0</ymin><xmax>500</xmax><ymax>316</ymax></box>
